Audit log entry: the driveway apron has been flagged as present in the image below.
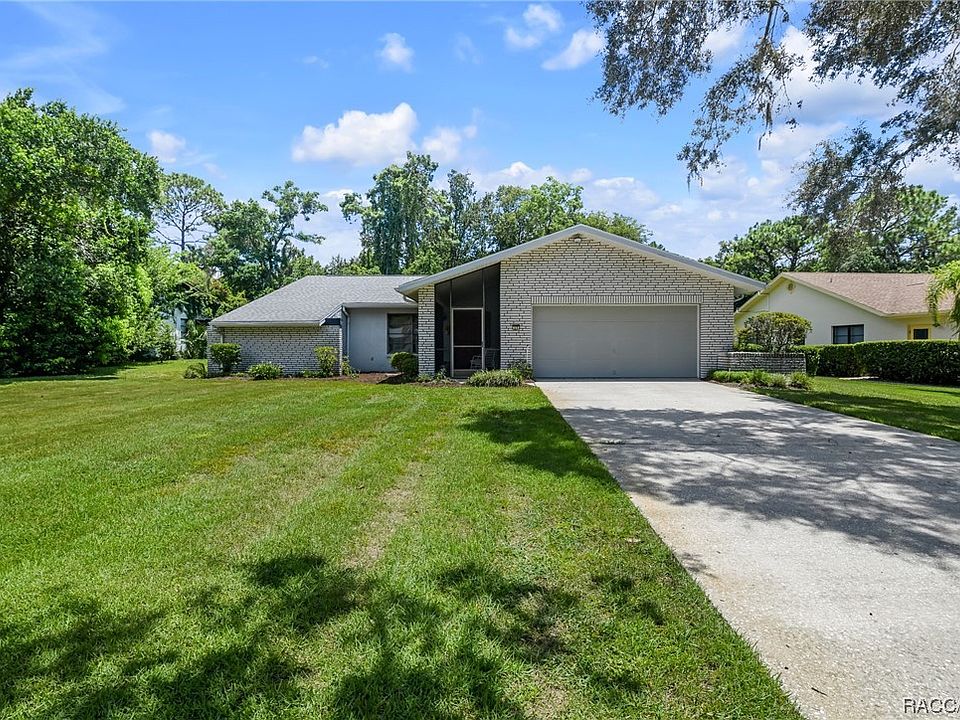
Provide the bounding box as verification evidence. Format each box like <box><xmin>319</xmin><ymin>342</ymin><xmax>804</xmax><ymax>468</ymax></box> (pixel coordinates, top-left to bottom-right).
<box><xmin>538</xmin><ymin>380</ymin><xmax>960</xmax><ymax>720</ymax></box>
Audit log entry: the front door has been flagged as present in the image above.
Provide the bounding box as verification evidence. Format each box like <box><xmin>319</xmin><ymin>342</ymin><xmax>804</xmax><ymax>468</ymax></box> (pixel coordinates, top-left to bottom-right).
<box><xmin>452</xmin><ymin>308</ymin><xmax>483</xmax><ymax>375</ymax></box>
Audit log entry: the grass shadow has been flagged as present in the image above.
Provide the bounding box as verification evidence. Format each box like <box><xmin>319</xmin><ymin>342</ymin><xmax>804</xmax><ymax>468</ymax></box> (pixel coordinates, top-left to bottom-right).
<box><xmin>0</xmin><ymin>556</ymin><xmax>584</xmax><ymax>719</ymax></box>
<box><xmin>461</xmin><ymin>406</ymin><xmax>614</xmax><ymax>485</ymax></box>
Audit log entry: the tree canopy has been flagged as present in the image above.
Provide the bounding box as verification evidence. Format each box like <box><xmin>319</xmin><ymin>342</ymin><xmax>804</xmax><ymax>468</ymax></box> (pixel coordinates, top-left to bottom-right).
<box><xmin>154</xmin><ymin>172</ymin><xmax>224</xmax><ymax>252</ymax></box>
<box><xmin>204</xmin><ymin>181</ymin><xmax>326</xmax><ymax>299</ymax></box>
<box><xmin>707</xmin><ymin>187</ymin><xmax>960</xmax><ymax>279</ymax></box>
<box><xmin>587</xmin><ymin>0</ymin><xmax>960</xmax><ymax>190</ymax></box>
<box><xmin>0</xmin><ymin>89</ymin><xmax>163</xmax><ymax>374</ymax></box>
<box><xmin>341</xmin><ymin>152</ymin><xmax>657</xmax><ymax>275</ymax></box>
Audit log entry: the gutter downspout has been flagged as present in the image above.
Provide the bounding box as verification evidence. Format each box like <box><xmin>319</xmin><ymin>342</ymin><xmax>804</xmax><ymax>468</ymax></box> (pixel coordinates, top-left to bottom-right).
<box><xmin>340</xmin><ymin>305</ymin><xmax>349</xmax><ymax>372</ymax></box>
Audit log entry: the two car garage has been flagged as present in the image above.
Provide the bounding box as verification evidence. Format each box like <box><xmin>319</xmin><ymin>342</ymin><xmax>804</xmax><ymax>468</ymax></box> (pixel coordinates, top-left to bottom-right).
<box><xmin>531</xmin><ymin>305</ymin><xmax>699</xmax><ymax>379</ymax></box>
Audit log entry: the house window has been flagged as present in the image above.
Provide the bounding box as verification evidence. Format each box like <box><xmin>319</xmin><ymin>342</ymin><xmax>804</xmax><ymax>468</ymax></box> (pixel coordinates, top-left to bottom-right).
<box><xmin>910</xmin><ymin>326</ymin><xmax>931</xmax><ymax>340</ymax></box>
<box><xmin>832</xmin><ymin>324</ymin><xmax>864</xmax><ymax>344</ymax></box>
<box><xmin>387</xmin><ymin>314</ymin><xmax>417</xmax><ymax>354</ymax></box>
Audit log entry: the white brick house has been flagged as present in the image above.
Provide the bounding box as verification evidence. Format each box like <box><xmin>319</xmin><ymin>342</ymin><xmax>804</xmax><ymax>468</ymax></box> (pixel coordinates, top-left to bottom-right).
<box><xmin>208</xmin><ymin>225</ymin><xmax>763</xmax><ymax>378</ymax></box>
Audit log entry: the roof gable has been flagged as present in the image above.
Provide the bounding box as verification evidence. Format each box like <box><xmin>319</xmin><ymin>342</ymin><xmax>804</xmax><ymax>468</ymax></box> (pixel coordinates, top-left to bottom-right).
<box><xmin>736</xmin><ymin>272</ymin><xmax>946</xmax><ymax>318</ymax></box>
<box><xmin>395</xmin><ymin>224</ymin><xmax>765</xmax><ymax>295</ymax></box>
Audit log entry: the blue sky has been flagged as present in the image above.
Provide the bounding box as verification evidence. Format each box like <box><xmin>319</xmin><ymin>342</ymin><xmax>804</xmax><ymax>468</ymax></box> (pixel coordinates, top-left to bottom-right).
<box><xmin>3</xmin><ymin>2</ymin><xmax>959</xmax><ymax>263</ymax></box>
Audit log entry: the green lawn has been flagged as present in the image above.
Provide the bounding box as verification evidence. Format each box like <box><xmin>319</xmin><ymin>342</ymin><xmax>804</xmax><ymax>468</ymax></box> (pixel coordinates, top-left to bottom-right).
<box><xmin>0</xmin><ymin>361</ymin><xmax>798</xmax><ymax>719</ymax></box>
<box><xmin>753</xmin><ymin>376</ymin><xmax>960</xmax><ymax>442</ymax></box>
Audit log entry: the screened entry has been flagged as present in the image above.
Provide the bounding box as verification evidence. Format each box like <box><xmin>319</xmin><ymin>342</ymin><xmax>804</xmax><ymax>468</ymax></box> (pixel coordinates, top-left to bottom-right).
<box><xmin>434</xmin><ymin>265</ymin><xmax>500</xmax><ymax>376</ymax></box>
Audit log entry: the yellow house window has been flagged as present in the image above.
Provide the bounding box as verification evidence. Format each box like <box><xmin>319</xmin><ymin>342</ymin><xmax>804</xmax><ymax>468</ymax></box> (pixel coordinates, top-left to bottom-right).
<box><xmin>908</xmin><ymin>325</ymin><xmax>932</xmax><ymax>340</ymax></box>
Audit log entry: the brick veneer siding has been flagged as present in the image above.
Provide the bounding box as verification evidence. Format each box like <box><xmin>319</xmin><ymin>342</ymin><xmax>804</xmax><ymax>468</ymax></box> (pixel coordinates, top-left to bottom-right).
<box><xmin>496</xmin><ymin>235</ymin><xmax>736</xmax><ymax>378</ymax></box>
<box><xmin>416</xmin><ymin>285</ymin><xmax>435</xmax><ymax>375</ymax></box>
<box><xmin>717</xmin><ymin>352</ymin><xmax>806</xmax><ymax>374</ymax></box>
<box><xmin>206</xmin><ymin>324</ymin><xmax>341</xmax><ymax>375</ymax></box>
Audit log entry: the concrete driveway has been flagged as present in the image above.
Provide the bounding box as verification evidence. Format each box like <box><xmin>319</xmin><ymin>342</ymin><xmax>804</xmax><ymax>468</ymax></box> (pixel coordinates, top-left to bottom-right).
<box><xmin>538</xmin><ymin>380</ymin><xmax>960</xmax><ymax>720</ymax></box>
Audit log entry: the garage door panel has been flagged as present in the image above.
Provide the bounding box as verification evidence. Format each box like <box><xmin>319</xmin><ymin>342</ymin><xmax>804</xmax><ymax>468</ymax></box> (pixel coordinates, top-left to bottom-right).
<box><xmin>532</xmin><ymin>305</ymin><xmax>697</xmax><ymax>378</ymax></box>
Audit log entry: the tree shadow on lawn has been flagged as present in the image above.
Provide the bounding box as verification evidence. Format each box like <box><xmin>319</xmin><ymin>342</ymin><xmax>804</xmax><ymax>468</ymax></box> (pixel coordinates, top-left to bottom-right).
<box><xmin>756</xmin><ymin>387</ymin><xmax>960</xmax><ymax>438</ymax></box>
<box><xmin>0</xmin><ymin>364</ymin><xmax>140</xmax><ymax>386</ymax></box>
<box><xmin>466</xmin><ymin>399</ymin><xmax>960</xmax><ymax>561</ymax></box>
<box><xmin>461</xmin><ymin>405</ymin><xmax>616</xmax><ymax>487</ymax></box>
<box><xmin>0</xmin><ymin>555</ymin><xmax>586</xmax><ymax>719</ymax></box>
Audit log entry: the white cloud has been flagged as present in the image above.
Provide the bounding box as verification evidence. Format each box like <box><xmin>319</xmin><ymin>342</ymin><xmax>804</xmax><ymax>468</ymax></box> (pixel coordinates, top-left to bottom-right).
<box><xmin>422</xmin><ymin>124</ymin><xmax>478</xmax><ymax>164</ymax></box>
<box><xmin>780</xmin><ymin>26</ymin><xmax>895</xmax><ymax>123</ymax></box>
<box><xmin>542</xmin><ymin>29</ymin><xmax>603</xmax><ymax>71</ymax></box>
<box><xmin>703</xmin><ymin>24</ymin><xmax>746</xmax><ymax>60</ymax></box>
<box><xmin>0</xmin><ymin>4</ymin><xmax>124</xmax><ymax>114</ymax></box>
<box><xmin>505</xmin><ymin>3</ymin><xmax>563</xmax><ymax>50</ymax></box>
<box><xmin>302</xmin><ymin>55</ymin><xmax>329</xmax><ymax>68</ymax></box>
<box><xmin>758</xmin><ymin>121</ymin><xmax>847</xmax><ymax>163</ymax></box>
<box><xmin>292</xmin><ymin>103</ymin><xmax>418</xmax><ymax>165</ymax></box>
<box><xmin>584</xmin><ymin>176</ymin><xmax>659</xmax><ymax>213</ymax></box>
<box><xmin>148</xmin><ymin>130</ymin><xmax>187</xmax><ymax>163</ymax></box>
<box><xmin>378</xmin><ymin>33</ymin><xmax>414</xmax><ymax>72</ymax></box>
<box><xmin>202</xmin><ymin>162</ymin><xmax>225</xmax><ymax>179</ymax></box>
<box><xmin>524</xmin><ymin>3</ymin><xmax>563</xmax><ymax>33</ymax></box>
<box><xmin>904</xmin><ymin>152</ymin><xmax>960</xmax><ymax>186</ymax></box>
<box><xmin>454</xmin><ymin>33</ymin><xmax>481</xmax><ymax>64</ymax></box>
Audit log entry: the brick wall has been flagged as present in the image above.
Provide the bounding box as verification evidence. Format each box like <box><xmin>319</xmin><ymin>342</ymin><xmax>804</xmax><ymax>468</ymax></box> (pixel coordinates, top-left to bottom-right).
<box><xmin>717</xmin><ymin>352</ymin><xmax>807</xmax><ymax>374</ymax></box>
<box><xmin>416</xmin><ymin>285</ymin><xmax>435</xmax><ymax>375</ymax></box>
<box><xmin>496</xmin><ymin>235</ymin><xmax>735</xmax><ymax>378</ymax></box>
<box><xmin>206</xmin><ymin>324</ymin><xmax>341</xmax><ymax>375</ymax></box>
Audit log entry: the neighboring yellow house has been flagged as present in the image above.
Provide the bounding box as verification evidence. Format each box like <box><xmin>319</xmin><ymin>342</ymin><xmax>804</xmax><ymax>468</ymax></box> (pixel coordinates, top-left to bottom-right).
<box><xmin>735</xmin><ymin>272</ymin><xmax>957</xmax><ymax>345</ymax></box>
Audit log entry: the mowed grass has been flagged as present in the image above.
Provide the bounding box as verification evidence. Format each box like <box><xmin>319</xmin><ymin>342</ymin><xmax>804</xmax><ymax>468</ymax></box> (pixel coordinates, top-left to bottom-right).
<box><xmin>753</xmin><ymin>376</ymin><xmax>960</xmax><ymax>442</ymax></box>
<box><xmin>0</xmin><ymin>362</ymin><xmax>799</xmax><ymax>719</ymax></box>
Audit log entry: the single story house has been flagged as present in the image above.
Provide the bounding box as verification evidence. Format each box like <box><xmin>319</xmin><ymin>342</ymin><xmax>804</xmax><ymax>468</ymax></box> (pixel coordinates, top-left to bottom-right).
<box><xmin>735</xmin><ymin>272</ymin><xmax>956</xmax><ymax>344</ymax></box>
<box><xmin>208</xmin><ymin>224</ymin><xmax>764</xmax><ymax>378</ymax></box>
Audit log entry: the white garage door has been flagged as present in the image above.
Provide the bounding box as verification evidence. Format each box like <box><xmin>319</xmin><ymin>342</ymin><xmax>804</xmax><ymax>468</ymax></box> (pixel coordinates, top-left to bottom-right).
<box><xmin>532</xmin><ymin>305</ymin><xmax>698</xmax><ymax>378</ymax></box>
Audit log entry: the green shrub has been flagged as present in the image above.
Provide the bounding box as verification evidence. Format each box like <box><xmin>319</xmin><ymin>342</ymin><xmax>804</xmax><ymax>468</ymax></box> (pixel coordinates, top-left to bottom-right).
<box><xmin>795</xmin><ymin>345</ymin><xmax>821</xmax><ymax>376</ymax></box>
<box><xmin>740</xmin><ymin>312</ymin><xmax>812</xmax><ymax>353</ymax></box>
<box><xmin>708</xmin><ymin>369</ymin><xmax>805</xmax><ymax>389</ymax></box>
<box><xmin>340</xmin><ymin>355</ymin><xmax>358</xmax><ymax>378</ymax></box>
<box><xmin>818</xmin><ymin>344</ymin><xmax>865</xmax><ymax>377</ymax></box>
<box><xmin>390</xmin><ymin>352</ymin><xmax>418</xmax><ymax>379</ymax></box>
<box><xmin>465</xmin><ymin>369</ymin><xmax>523</xmax><ymax>387</ymax></box>
<box><xmin>767</xmin><ymin>373</ymin><xmax>788</xmax><ymax>388</ymax></box>
<box><xmin>856</xmin><ymin>340</ymin><xmax>960</xmax><ymax>385</ymax></box>
<box><xmin>507</xmin><ymin>360</ymin><xmax>533</xmax><ymax>380</ymax></box>
<box><xmin>707</xmin><ymin>370</ymin><xmax>743</xmax><ymax>383</ymax></box>
<box><xmin>249</xmin><ymin>362</ymin><xmax>283</xmax><ymax>380</ymax></box>
<box><xmin>183</xmin><ymin>362</ymin><xmax>207</xmax><ymax>379</ymax></box>
<box><xmin>153</xmin><ymin>326</ymin><xmax>178</xmax><ymax>361</ymax></box>
<box><xmin>209</xmin><ymin>343</ymin><xmax>242</xmax><ymax>375</ymax></box>
<box><xmin>314</xmin><ymin>346</ymin><xmax>338</xmax><ymax>377</ymax></box>
<box><xmin>181</xmin><ymin>320</ymin><xmax>207</xmax><ymax>359</ymax></box>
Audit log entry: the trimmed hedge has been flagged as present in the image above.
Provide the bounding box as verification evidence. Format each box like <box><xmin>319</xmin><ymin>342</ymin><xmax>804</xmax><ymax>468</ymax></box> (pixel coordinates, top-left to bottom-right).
<box><xmin>798</xmin><ymin>340</ymin><xmax>960</xmax><ymax>385</ymax></box>
<box><xmin>857</xmin><ymin>340</ymin><xmax>960</xmax><ymax>385</ymax></box>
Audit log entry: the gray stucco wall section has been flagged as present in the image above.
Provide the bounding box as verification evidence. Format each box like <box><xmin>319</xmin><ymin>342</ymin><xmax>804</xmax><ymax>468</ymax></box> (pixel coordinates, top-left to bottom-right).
<box><xmin>498</xmin><ymin>235</ymin><xmax>735</xmax><ymax>378</ymax></box>
<box><xmin>346</xmin><ymin>309</ymin><xmax>395</xmax><ymax>372</ymax></box>
<box><xmin>206</xmin><ymin>325</ymin><xmax>340</xmax><ymax>375</ymax></box>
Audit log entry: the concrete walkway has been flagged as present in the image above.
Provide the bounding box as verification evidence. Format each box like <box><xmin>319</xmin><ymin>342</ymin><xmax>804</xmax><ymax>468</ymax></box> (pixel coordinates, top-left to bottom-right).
<box><xmin>538</xmin><ymin>380</ymin><xmax>960</xmax><ymax>720</ymax></box>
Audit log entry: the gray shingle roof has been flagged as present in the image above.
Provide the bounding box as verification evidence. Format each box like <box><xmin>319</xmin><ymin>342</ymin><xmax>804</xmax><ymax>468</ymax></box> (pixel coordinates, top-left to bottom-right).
<box><xmin>212</xmin><ymin>275</ymin><xmax>421</xmax><ymax>325</ymax></box>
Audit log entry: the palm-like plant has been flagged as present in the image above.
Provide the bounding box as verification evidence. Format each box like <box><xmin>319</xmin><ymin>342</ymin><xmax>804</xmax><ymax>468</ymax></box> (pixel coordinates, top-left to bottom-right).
<box><xmin>928</xmin><ymin>261</ymin><xmax>960</xmax><ymax>336</ymax></box>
